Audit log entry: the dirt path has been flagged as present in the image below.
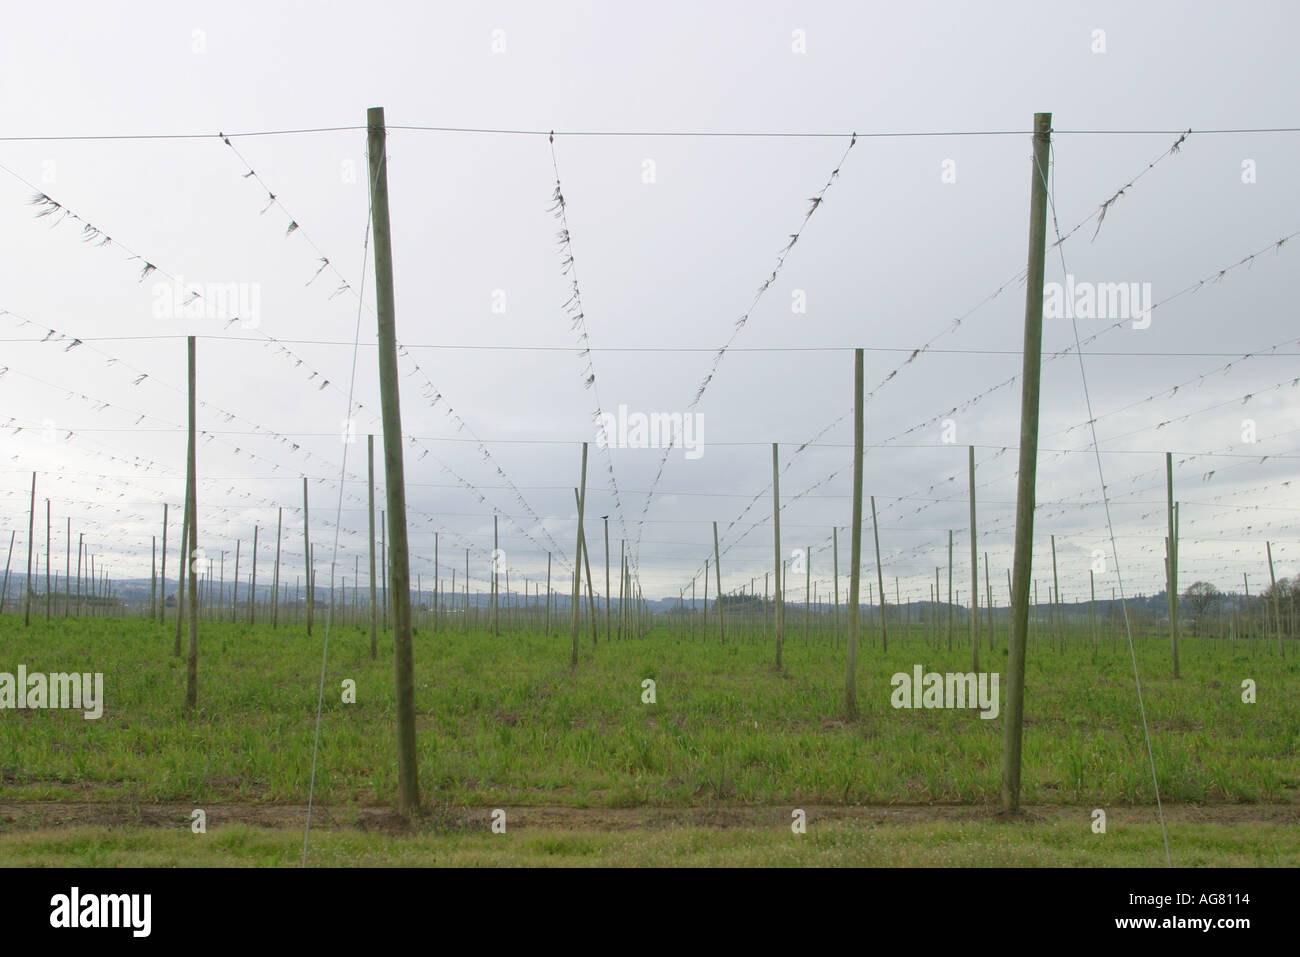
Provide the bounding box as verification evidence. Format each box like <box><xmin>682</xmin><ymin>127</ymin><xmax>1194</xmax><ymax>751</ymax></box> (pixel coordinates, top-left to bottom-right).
<box><xmin>1</xmin><ymin>801</ymin><xmax>1295</xmax><ymax>834</ymax></box>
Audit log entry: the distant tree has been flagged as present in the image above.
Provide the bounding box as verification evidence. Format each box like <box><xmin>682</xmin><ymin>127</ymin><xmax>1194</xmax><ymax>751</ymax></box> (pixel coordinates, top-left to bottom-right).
<box><xmin>1183</xmin><ymin>582</ymin><xmax>1221</xmax><ymax>635</ymax></box>
<box><xmin>1259</xmin><ymin>573</ymin><xmax>1300</xmax><ymax>604</ymax></box>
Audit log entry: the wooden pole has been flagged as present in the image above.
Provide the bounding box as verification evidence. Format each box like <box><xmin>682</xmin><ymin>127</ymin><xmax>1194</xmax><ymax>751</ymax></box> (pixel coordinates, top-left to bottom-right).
<box><xmin>969</xmin><ymin>446</ymin><xmax>979</xmax><ymax>671</ymax></box>
<box><xmin>703</xmin><ymin>558</ymin><xmax>709</xmax><ymax>638</ymax></box>
<box><xmin>157</xmin><ymin>505</ymin><xmax>168</xmax><ymax>624</ymax></box>
<box><xmin>0</xmin><ymin>530</ymin><xmax>13</xmax><ymax>614</ymax></box>
<box><xmin>574</xmin><ymin>490</ymin><xmax>597</xmax><ymax>645</ymax></box>
<box><xmin>1166</xmin><ymin>453</ymin><xmax>1180</xmax><ymax>676</ymax></box>
<box><xmin>772</xmin><ymin>443</ymin><xmax>784</xmax><ymax>669</ymax></box>
<box><xmin>381</xmin><ymin>512</ymin><xmax>388</xmax><ymax>631</ymax></box>
<box><xmin>619</xmin><ymin>541</ymin><xmax>626</xmax><ymax>640</ymax></box>
<box><xmin>1243</xmin><ymin>573</ymin><xmax>1253</xmax><ymax>657</ymax></box>
<box><xmin>984</xmin><ymin>552</ymin><xmax>993</xmax><ymax>651</ymax></box>
<box><xmin>303</xmin><ymin>477</ymin><xmax>312</xmax><ymax>635</ymax></box>
<box><xmin>272</xmin><ymin>507</ymin><xmax>282</xmax><ymax>630</ymax></box>
<box><xmin>1001</xmin><ymin>111</ymin><xmax>1051</xmax><ymax>814</ymax></box>
<box><xmin>174</xmin><ymin>491</ymin><xmax>189</xmax><ymax>653</ymax></box>
<box><xmin>23</xmin><ymin>473</ymin><xmax>35</xmax><ymax>626</ymax></box>
<box><xmin>545</xmin><ymin>552</ymin><xmax>552</xmax><ymax>635</ymax></box>
<box><xmin>1051</xmin><ymin>534</ymin><xmax>1061</xmax><ymax>653</ymax></box>
<box><xmin>871</xmin><ymin>494</ymin><xmax>886</xmax><ymax>652</ymax></box>
<box><xmin>946</xmin><ymin>530</ymin><xmax>954</xmax><ymax>651</ymax></box>
<box><xmin>150</xmin><ymin>534</ymin><xmax>157</xmax><ymax>620</ymax></box>
<box><xmin>249</xmin><ymin>525</ymin><xmax>258</xmax><ymax>624</ymax></box>
<box><xmin>1266</xmin><ymin>541</ymin><xmax>1284</xmax><ymax>657</ymax></box>
<box><xmin>45</xmin><ymin>499</ymin><xmax>50</xmax><ymax>620</ymax></box>
<box><xmin>603</xmin><ymin>518</ymin><xmax>611</xmax><ymax>641</ymax></box>
<box><xmin>847</xmin><ymin>348</ymin><xmax>864</xmax><ymax>713</ymax></box>
<box><xmin>185</xmin><ymin>335</ymin><xmax>199</xmax><ymax>710</ymax></box>
<box><xmin>803</xmin><ymin>544</ymin><xmax>811</xmax><ymax>647</ymax></box>
<box><xmin>570</xmin><ymin>442</ymin><xmax>588</xmax><ymax>668</ymax></box>
<box><xmin>492</xmin><ymin>514</ymin><xmax>500</xmax><ymax>636</ymax></box>
<box><xmin>1090</xmin><ymin>568</ymin><xmax>1098</xmax><ymax>659</ymax></box>
<box><xmin>232</xmin><ymin>539</ymin><xmax>241</xmax><ymax>624</ymax></box>
<box><xmin>368</xmin><ymin>435</ymin><xmax>377</xmax><ymax>657</ymax></box>
<box><xmin>65</xmin><ymin>516</ymin><xmax>71</xmax><ymax>618</ymax></box>
<box><xmin>368</xmin><ymin>105</ymin><xmax>419</xmax><ymax>815</ymax></box>
<box><xmin>832</xmin><ymin>526</ymin><xmax>841</xmax><ymax>650</ymax></box>
<box><xmin>713</xmin><ymin>520</ymin><xmax>725</xmax><ymax>644</ymax></box>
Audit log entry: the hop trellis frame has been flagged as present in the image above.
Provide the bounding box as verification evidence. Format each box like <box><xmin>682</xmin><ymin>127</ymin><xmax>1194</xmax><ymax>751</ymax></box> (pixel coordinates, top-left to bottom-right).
<box><xmin>0</xmin><ymin>112</ymin><xmax>1297</xmax><ymax>861</ymax></box>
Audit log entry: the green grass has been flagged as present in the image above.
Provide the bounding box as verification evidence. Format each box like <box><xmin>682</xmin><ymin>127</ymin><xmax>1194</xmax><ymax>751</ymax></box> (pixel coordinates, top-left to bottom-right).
<box><xmin>2</xmin><ymin>814</ymin><xmax>1295</xmax><ymax>867</ymax></box>
<box><xmin>0</xmin><ymin>614</ymin><xmax>1295</xmax><ymax>812</ymax></box>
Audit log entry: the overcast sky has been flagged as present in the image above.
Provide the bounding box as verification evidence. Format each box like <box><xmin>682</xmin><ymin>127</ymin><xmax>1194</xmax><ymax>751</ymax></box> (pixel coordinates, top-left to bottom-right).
<box><xmin>1</xmin><ymin>0</ymin><xmax>1297</xmax><ymax>606</ymax></box>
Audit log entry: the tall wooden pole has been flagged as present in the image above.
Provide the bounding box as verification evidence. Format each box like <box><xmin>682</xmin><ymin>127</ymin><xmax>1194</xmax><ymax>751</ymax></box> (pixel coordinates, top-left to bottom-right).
<box><xmin>803</xmin><ymin>545</ymin><xmax>811</xmax><ymax>646</ymax></box>
<box><xmin>946</xmin><ymin>530</ymin><xmax>954</xmax><ymax>651</ymax></box>
<box><xmin>184</xmin><ymin>335</ymin><xmax>199</xmax><ymax>710</ymax></box>
<box><xmin>1166</xmin><ymin>453</ymin><xmax>1180</xmax><ymax>676</ymax></box>
<box><xmin>272</xmin><ymin>507</ymin><xmax>282</xmax><ymax>629</ymax></box>
<box><xmin>846</xmin><ymin>349</ymin><xmax>864</xmax><ymax>714</ymax></box>
<box><xmin>772</xmin><ymin>443</ymin><xmax>784</xmax><ymax>669</ymax></box>
<box><xmin>0</xmin><ymin>530</ymin><xmax>13</xmax><ymax>614</ymax></box>
<box><xmin>603</xmin><ymin>518</ymin><xmax>611</xmax><ymax>641</ymax></box>
<box><xmin>381</xmin><ymin>512</ymin><xmax>388</xmax><ymax>631</ymax></box>
<box><xmin>368</xmin><ymin>435</ymin><xmax>377</xmax><ymax>657</ymax></box>
<box><xmin>1266</xmin><ymin>541</ymin><xmax>1284</xmax><ymax>657</ymax></box>
<box><xmin>703</xmin><ymin>559</ymin><xmax>709</xmax><ymax>638</ymax></box>
<box><xmin>157</xmin><ymin>504</ymin><xmax>168</xmax><ymax>624</ymax></box>
<box><xmin>249</xmin><ymin>526</ymin><xmax>258</xmax><ymax>624</ymax></box>
<box><xmin>302</xmin><ymin>477</ymin><xmax>312</xmax><ymax>636</ymax></box>
<box><xmin>232</xmin><ymin>540</ymin><xmax>241</xmax><ymax>624</ymax></box>
<box><xmin>832</xmin><ymin>526</ymin><xmax>841</xmax><ymax>650</ymax></box>
<box><xmin>574</xmin><ymin>490</ymin><xmax>597</xmax><ymax>645</ymax></box>
<box><xmin>148</xmin><ymin>534</ymin><xmax>156</xmax><ymax>620</ymax></box>
<box><xmin>871</xmin><ymin>494</ymin><xmax>886</xmax><ymax>652</ymax></box>
<box><xmin>713</xmin><ymin>521</ymin><xmax>725</xmax><ymax>645</ymax></box>
<box><xmin>44</xmin><ymin>499</ymin><xmax>51</xmax><ymax>620</ymax></box>
<box><xmin>368</xmin><ymin>105</ymin><xmax>419</xmax><ymax>815</ymax></box>
<box><xmin>968</xmin><ymin>446</ymin><xmax>979</xmax><ymax>671</ymax></box>
<box><xmin>1001</xmin><ymin>111</ymin><xmax>1051</xmax><ymax>814</ymax></box>
<box><xmin>570</xmin><ymin>442</ymin><xmax>588</xmax><ymax>668</ymax></box>
<box><xmin>1090</xmin><ymin>568</ymin><xmax>1098</xmax><ymax>659</ymax></box>
<box><xmin>934</xmin><ymin>567</ymin><xmax>941</xmax><ymax>650</ymax></box>
<box><xmin>984</xmin><ymin>552</ymin><xmax>993</xmax><ymax>651</ymax></box>
<box><xmin>492</xmin><ymin>515</ymin><xmax>500</xmax><ymax>636</ymax></box>
<box><xmin>23</xmin><ymin>473</ymin><xmax>34</xmax><ymax>626</ymax></box>
<box><xmin>174</xmin><ymin>491</ymin><xmax>189</xmax><ymax>652</ymax></box>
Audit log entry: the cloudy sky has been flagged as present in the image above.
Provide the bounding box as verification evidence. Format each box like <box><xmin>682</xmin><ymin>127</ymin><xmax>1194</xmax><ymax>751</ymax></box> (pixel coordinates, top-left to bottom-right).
<box><xmin>1</xmin><ymin>0</ymin><xmax>1297</xmax><ymax>607</ymax></box>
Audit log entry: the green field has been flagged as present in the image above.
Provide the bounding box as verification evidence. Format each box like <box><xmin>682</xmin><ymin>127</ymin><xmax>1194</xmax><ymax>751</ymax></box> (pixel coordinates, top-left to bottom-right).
<box><xmin>0</xmin><ymin>614</ymin><xmax>1296</xmax><ymax>865</ymax></box>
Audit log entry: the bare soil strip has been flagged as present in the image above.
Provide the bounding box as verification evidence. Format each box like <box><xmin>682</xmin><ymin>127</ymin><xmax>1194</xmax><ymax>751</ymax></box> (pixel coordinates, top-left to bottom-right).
<box><xmin>0</xmin><ymin>802</ymin><xmax>1294</xmax><ymax>835</ymax></box>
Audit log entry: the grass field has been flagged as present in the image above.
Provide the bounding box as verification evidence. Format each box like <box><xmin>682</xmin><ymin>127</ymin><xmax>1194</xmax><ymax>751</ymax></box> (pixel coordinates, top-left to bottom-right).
<box><xmin>1</xmin><ymin>614</ymin><xmax>1296</xmax><ymax>865</ymax></box>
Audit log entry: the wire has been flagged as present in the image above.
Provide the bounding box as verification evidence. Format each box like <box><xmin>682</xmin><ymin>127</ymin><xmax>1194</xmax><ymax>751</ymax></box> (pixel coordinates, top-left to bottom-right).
<box><xmin>4</xmin><ymin>124</ymin><xmax>1300</xmax><ymax>142</ymax></box>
